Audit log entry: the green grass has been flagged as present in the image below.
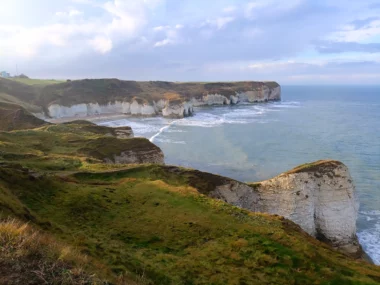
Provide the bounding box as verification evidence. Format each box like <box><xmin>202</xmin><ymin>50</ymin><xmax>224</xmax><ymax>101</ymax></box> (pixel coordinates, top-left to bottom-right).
<box><xmin>1</xmin><ymin>165</ymin><xmax>380</xmax><ymax>284</ymax></box>
<box><xmin>9</xmin><ymin>78</ymin><xmax>64</xmax><ymax>86</ymax></box>
<box><xmin>0</xmin><ymin>218</ymin><xmax>111</xmax><ymax>284</ymax></box>
<box><xmin>0</xmin><ymin>122</ymin><xmax>156</xmax><ymax>170</ymax></box>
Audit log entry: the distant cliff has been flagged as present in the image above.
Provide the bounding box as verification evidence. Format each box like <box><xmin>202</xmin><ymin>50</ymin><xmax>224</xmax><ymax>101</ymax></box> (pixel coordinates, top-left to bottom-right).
<box><xmin>0</xmin><ymin>78</ymin><xmax>281</xmax><ymax>119</ymax></box>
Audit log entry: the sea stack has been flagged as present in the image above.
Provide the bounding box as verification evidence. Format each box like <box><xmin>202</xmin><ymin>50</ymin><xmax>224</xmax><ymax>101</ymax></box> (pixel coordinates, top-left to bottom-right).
<box><xmin>250</xmin><ymin>160</ymin><xmax>361</xmax><ymax>257</ymax></box>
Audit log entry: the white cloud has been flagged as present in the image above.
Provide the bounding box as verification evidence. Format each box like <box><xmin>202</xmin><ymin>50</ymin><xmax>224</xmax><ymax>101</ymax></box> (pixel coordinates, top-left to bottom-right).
<box><xmin>245</xmin><ymin>0</ymin><xmax>303</xmax><ymax>19</ymax></box>
<box><xmin>0</xmin><ymin>0</ymin><xmax>161</xmax><ymax>59</ymax></box>
<box><xmin>329</xmin><ymin>19</ymin><xmax>380</xmax><ymax>42</ymax></box>
<box><xmin>103</xmin><ymin>0</ymin><xmax>148</xmax><ymax>38</ymax></box>
<box><xmin>90</xmin><ymin>36</ymin><xmax>113</xmax><ymax>53</ymax></box>
<box><xmin>70</xmin><ymin>0</ymin><xmax>93</xmax><ymax>4</ymax></box>
<box><xmin>153</xmin><ymin>24</ymin><xmax>184</xmax><ymax>47</ymax></box>
<box><xmin>223</xmin><ymin>6</ymin><xmax>237</xmax><ymax>13</ymax></box>
<box><xmin>203</xmin><ymin>16</ymin><xmax>234</xmax><ymax>30</ymax></box>
<box><xmin>56</xmin><ymin>9</ymin><xmax>83</xmax><ymax>17</ymax></box>
<box><xmin>69</xmin><ymin>9</ymin><xmax>83</xmax><ymax>17</ymax></box>
<box><xmin>154</xmin><ymin>38</ymin><xmax>173</xmax><ymax>47</ymax></box>
<box><xmin>153</xmin><ymin>25</ymin><xmax>170</xmax><ymax>31</ymax></box>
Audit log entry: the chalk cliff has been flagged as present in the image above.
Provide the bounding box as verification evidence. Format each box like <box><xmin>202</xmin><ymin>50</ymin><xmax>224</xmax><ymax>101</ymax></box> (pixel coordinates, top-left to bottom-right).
<box><xmin>32</xmin><ymin>80</ymin><xmax>281</xmax><ymax>119</ymax></box>
<box><xmin>162</xmin><ymin>161</ymin><xmax>361</xmax><ymax>257</ymax></box>
<box><xmin>0</xmin><ymin>78</ymin><xmax>281</xmax><ymax>119</ymax></box>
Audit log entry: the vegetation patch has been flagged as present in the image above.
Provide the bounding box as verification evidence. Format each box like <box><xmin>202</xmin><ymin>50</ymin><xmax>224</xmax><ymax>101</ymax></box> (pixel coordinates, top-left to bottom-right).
<box><xmin>0</xmin><ymin>218</ymin><xmax>110</xmax><ymax>285</ymax></box>
<box><xmin>284</xmin><ymin>160</ymin><xmax>344</xmax><ymax>175</ymax></box>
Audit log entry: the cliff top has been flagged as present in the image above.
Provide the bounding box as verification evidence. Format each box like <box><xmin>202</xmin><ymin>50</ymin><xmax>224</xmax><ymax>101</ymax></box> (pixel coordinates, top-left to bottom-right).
<box><xmin>284</xmin><ymin>160</ymin><xmax>345</xmax><ymax>175</ymax></box>
<box><xmin>0</xmin><ymin>119</ymin><xmax>155</xmax><ymax>170</ymax></box>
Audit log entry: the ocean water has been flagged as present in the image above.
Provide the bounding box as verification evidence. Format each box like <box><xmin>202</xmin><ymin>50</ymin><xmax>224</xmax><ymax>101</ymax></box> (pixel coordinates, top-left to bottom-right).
<box><xmin>99</xmin><ymin>86</ymin><xmax>380</xmax><ymax>264</ymax></box>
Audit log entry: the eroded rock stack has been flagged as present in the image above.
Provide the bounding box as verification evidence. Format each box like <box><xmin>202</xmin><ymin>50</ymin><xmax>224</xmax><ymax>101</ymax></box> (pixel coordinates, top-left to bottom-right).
<box><xmin>175</xmin><ymin>160</ymin><xmax>361</xmax><ymax>257</ymax></box>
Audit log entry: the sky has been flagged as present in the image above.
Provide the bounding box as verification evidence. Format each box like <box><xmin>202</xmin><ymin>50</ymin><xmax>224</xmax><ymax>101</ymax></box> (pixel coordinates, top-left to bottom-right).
<box><xmin>1</xmin><ymin>0</ymin><xmax>380</xmax><ymax>84</ymax></box>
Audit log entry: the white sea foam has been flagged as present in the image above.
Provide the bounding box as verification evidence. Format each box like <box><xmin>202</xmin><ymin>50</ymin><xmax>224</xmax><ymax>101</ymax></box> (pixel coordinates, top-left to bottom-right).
<box><xmin>358</xmin><ymin>210</ymin><xmax>380</xmax><ymax>264</ymax></box>
<box><xmin>155</xmin><ymin>138</ymin><xmax>186</xmax><ymax>144</ymax></box>
<box><xmin>149</xmin><ymin>120</ymin><xmax>181</xmax><ymax>142</ymax></box>
<box><xmin>99</xmin><ymin>119</ymin><xmax>161</xmax><ymax>136</ymax></box>
<box><xmin>358</xmin><ymin>225</ymin><xmax>380</xmax><ymax>264</ymax></box>
<box><xmin>271</xmin><ymin>101</ymin><xmax>301</xmax><ymax>108</ymax></box>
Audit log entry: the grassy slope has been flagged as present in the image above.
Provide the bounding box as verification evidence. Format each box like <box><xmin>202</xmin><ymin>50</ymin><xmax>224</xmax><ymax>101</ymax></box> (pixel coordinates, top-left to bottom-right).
<box><xmin>0</xmin><ymin>218</ymin><xmax>112</xmax><ymax>285</ymax></box>
<box><xmin>0</xmin><ymin>102</ymin><xmax>47</xmax><ymax>131</ymax></box>
<box><xmin>9</xmin><ymin>78</ymin><xmax>64</xmax><ymax>86</ymax></box>
<box><xmin>0</xmin><ymin>164</ymin><xmax>380</xmax><ymax>284</ymax></box>
<box><xmin>0</xmin><ymin>121</ymin><xmax>150</xmax><ymax>171</ymax></box>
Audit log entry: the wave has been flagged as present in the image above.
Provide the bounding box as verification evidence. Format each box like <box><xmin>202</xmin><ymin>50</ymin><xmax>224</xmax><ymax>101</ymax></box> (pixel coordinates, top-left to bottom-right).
<box><xmin>155</xmin><ymin>138</ymin><xmax>186</xmax><ymax>144</ymax></box>
<box><xmin>358</xmin><ymin>210</ymin><xmax>380</xmax><ymax>264</ymax></box>
<box><xmin>149</xmin><ymin>119</ymin><xmax>180</xmax><ymax>142</ymax></box>
<box><xmin>98</xmin><ymin>101</ymin><xmax>302</xmax><ymax>140</ymax></box>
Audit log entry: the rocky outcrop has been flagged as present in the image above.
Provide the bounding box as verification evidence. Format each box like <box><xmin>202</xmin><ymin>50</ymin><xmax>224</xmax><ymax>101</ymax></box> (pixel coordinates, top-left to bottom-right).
<box><xmin>113</xmin><ymin>126</ymin><xmax>134</xmax><ymax>139</ymax></box>
<box><xmin>162</xmin><ymin>161</ymin><xmax>361</xmax><ymax>257</ymax></box>
<box><xmin>162</xmin><ymin>100</ymin><xmax>193</xmax><ymax>118</ymax></box>
<box><xmin>80</xmin><ymin>137</ymin><xmax>164</xmax><ymax>165</ymax></box>
<box><xmin>248</xmin><ymin>160</ymin><xmax>360</xmax><ymax>257</ymax></box>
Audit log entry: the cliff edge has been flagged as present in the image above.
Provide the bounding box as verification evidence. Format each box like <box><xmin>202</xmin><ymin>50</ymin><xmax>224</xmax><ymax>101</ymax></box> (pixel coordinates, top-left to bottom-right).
<box><xmin>154</xmin><ymin>161</ymin><xmax>362</xmax><ymax>258</ymax></box>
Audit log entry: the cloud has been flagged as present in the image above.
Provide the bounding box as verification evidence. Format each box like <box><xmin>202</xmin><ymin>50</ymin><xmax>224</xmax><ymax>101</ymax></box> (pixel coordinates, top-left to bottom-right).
<box><xmin>329</xmin><ymin>18</ymin><xmax>380</xmax><ymax>42</ymax></box>
<box><xmin>316</xmin><ymin>41</ymin><xmax>380</xmax><ymax>53</ymax></box>
<box><xmin>90</xmin><ymin>36</ymin><xmax>113</xmax><ymax>53</ymax></box>
<box><xmin>223</xmin><ymin>6</ymin><xmax>237</xmax><ymax>13</ymax></box>
<box><xmin>56</xmin><ymin>9</ymin><xmax>83</xmax><ymax>17</ymax></box>
<box><xmin>210</xmin><ymin>16</ymin><xmax>234</xmax><ymax>29</ymax></box>
<box><xmin>153</xmin><ymin>24</ymin><xmax>184</xmax><ymax>47</ymax></box>
<box><xmin>0</xmin><ymin>0</ymin><xmax>159</xmax><ymax>59</ymax></box>
<box><xmin>154</xmin><ymin>38</ymin><xmax>173</xmax><ymax>47</ymax></box>
<box><xmin>2</xmin><ymin>0</ymin><xmax>380</xmax><ymax>84</ymax></box>
<box><xmin>350</xmin><ymin>17</ymin><xmax>380</xmax><ymax>29</ymax></box>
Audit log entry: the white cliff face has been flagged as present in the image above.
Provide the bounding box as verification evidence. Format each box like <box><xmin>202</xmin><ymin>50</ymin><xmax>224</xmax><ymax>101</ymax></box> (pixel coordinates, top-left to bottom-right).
<box><xmin>38</xmin><ymin>84</ymin><xmax>281</xmax><ymax>119</ymax></box>
<box><xmin>202</xmin><ymin>94</ymin><xmax>230</xmax><ymax>105</ymax></box>
<box><xmin>162</xmin><ymin>101</ymin><xmax>193</xmax><ymax>118</ymax></box>
<box><xmin>251</xmin><ymin>160</ymin><xmax>360</xmax><ymax>256</ymax></box>
<box><xmin>46</xmin><ymin>100</ymin><xmax>154</xmax><ymax>119</ymax></box>
<box><xmin>197</xmin><ymin>160</ymin><xmax>361</xmax><ymax>257</ymax></box>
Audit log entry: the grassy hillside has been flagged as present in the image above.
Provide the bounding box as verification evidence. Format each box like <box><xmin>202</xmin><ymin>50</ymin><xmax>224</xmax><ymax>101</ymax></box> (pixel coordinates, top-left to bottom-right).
<box><xmin>0</xmin><ymin>102</ymin><xmax>47</xmax><ymax>131</ymax></box>
<box><xmin>0</xmin><ymin>218</ymin><xmax>113</xmax><ymax>285</ymax></box>
<box><xmin>0</xmin><ymin>120</ymin><xmax>155</xmax><ymax>171</ymax></box>
<box><xmin>0</xmin><ymin>164</ymin><xmax>380</xmax><ymax>284</ymax></box>
<box><xmin>9</xmin><ymin>78</ymin><xmax>64</xmax><ymax>86</ymax></box>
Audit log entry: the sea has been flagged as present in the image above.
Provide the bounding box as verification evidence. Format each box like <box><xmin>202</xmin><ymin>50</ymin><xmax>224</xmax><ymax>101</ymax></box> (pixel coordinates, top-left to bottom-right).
<box><xmin>98</xmin><ymin>85</ymin><xmax>380</xmax><ymax>264</ymax></box>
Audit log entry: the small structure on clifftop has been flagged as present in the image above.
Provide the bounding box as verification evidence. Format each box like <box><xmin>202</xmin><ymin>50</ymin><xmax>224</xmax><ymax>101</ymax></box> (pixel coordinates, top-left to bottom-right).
<box><xmin>0</xmin><ymin>71</ymin><xmax>10</xmax><ymax>78</ymax></box>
